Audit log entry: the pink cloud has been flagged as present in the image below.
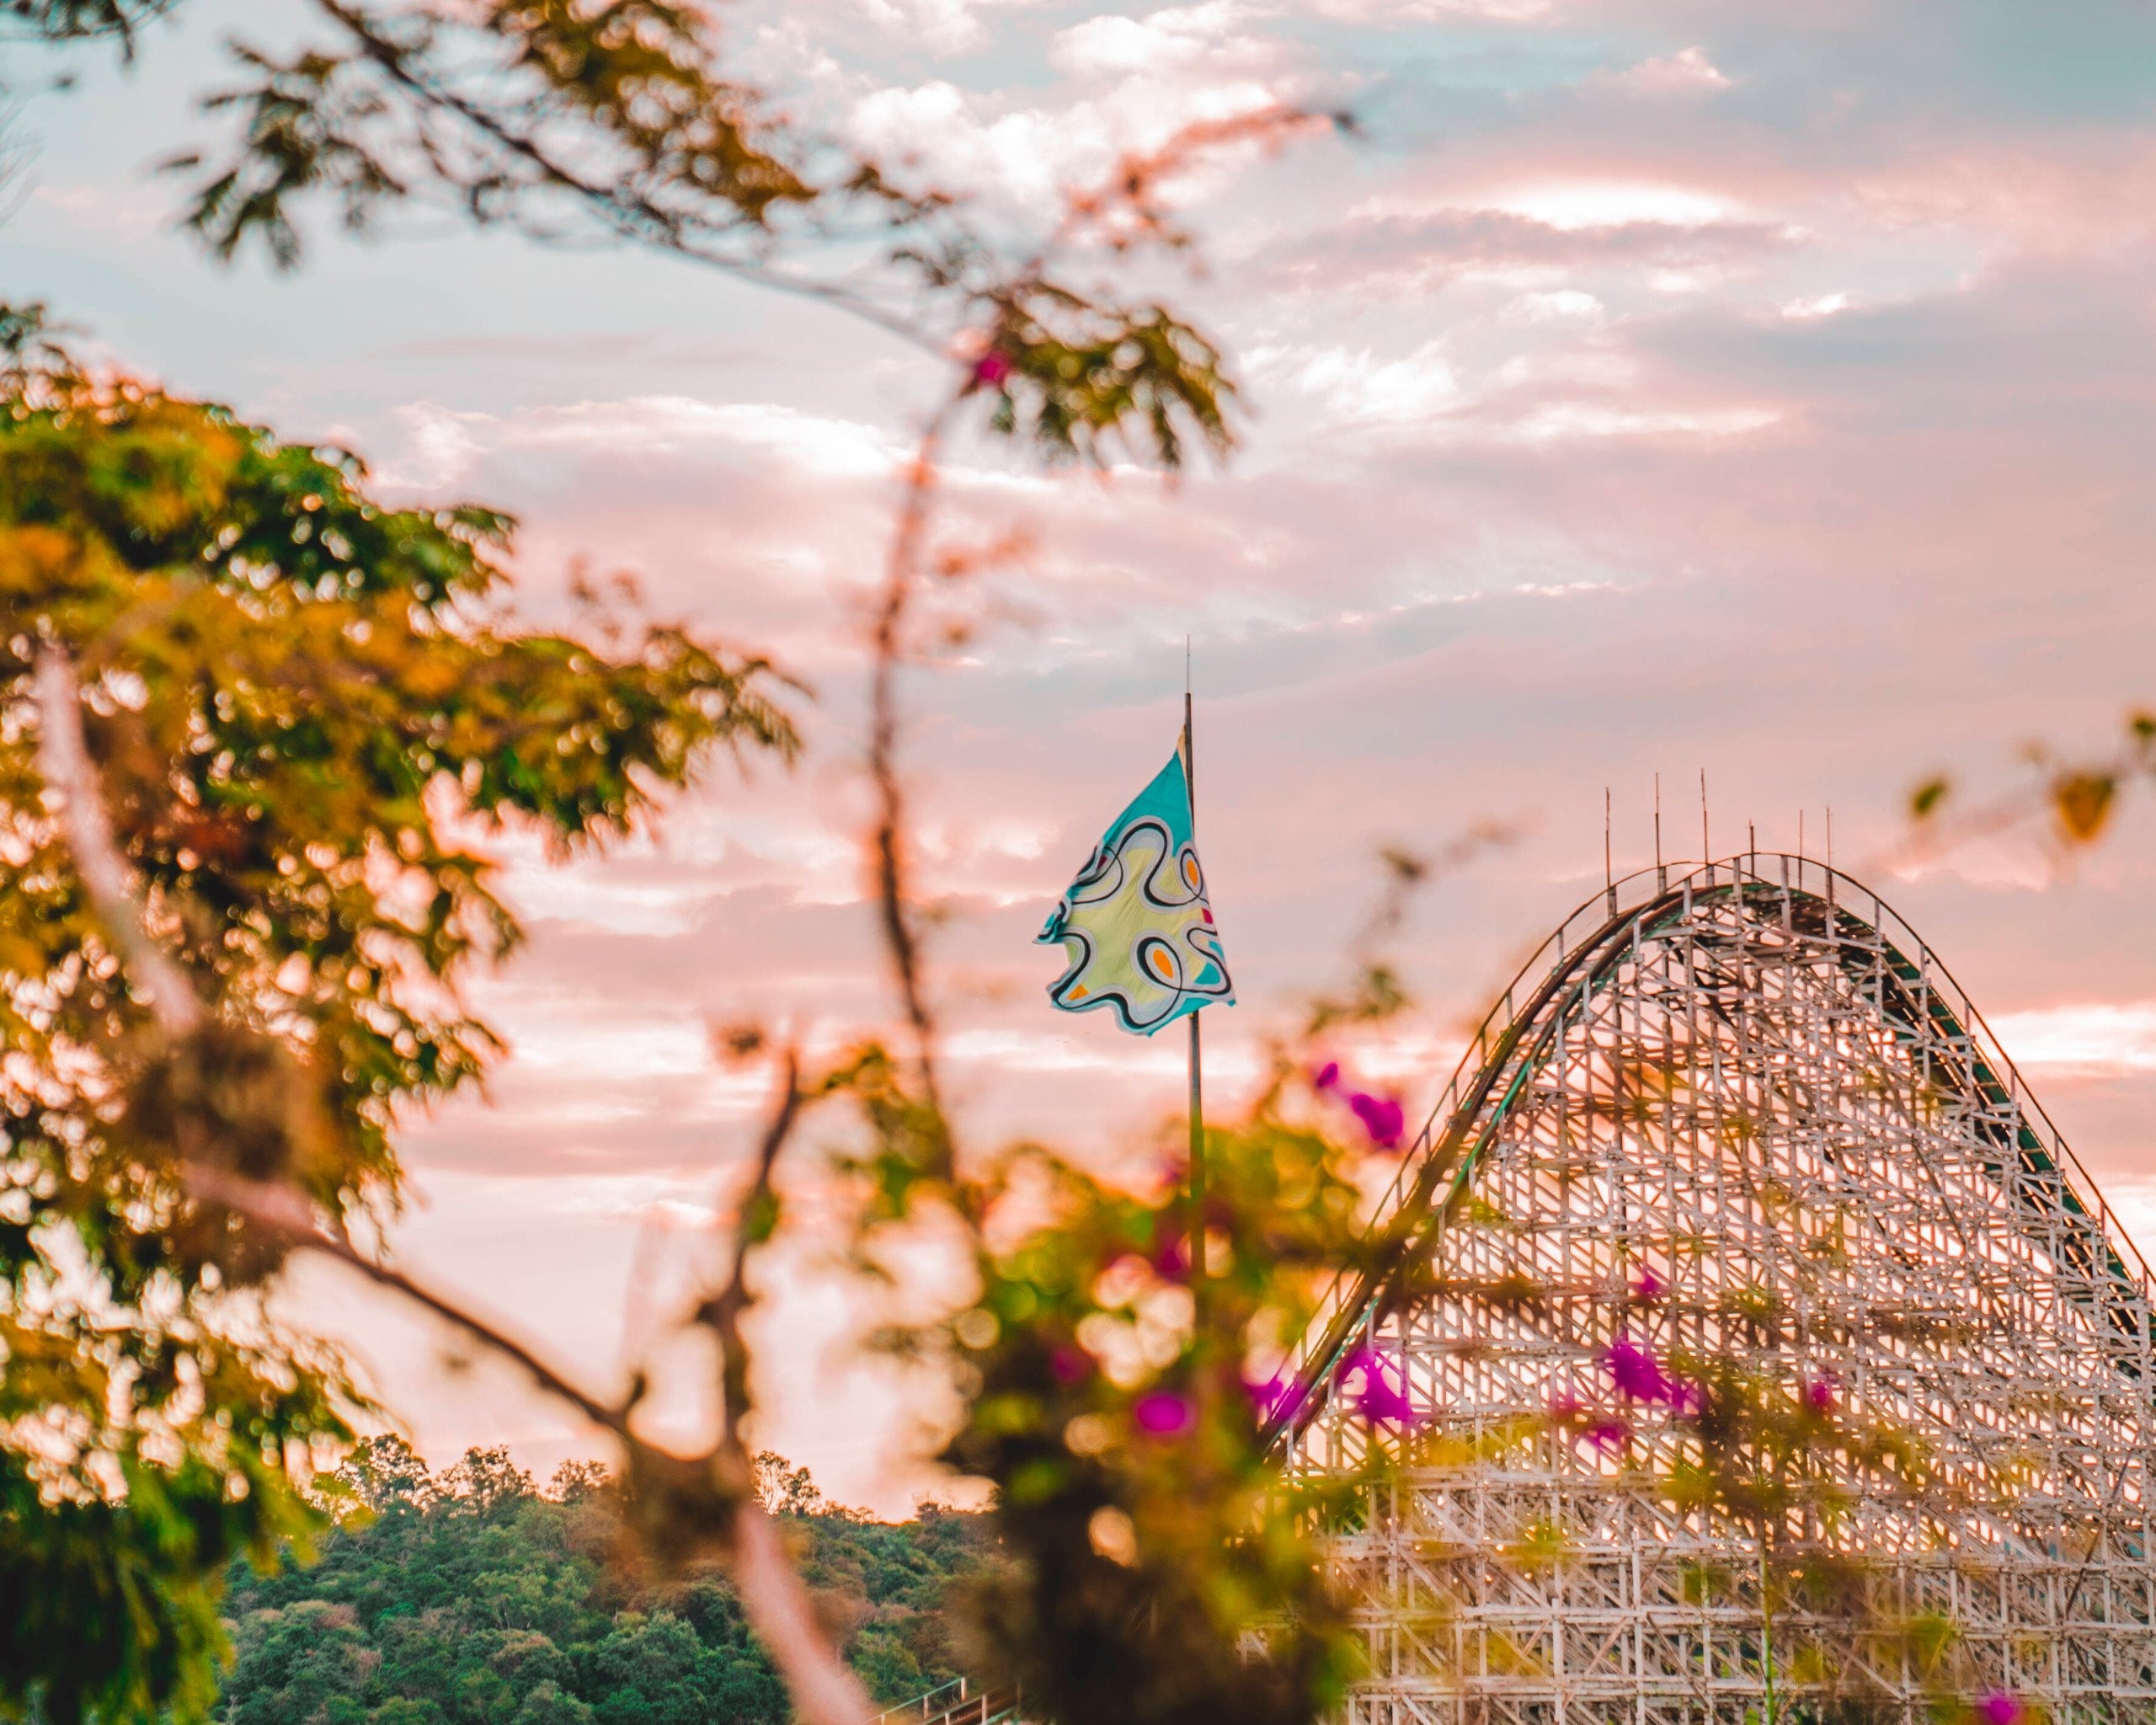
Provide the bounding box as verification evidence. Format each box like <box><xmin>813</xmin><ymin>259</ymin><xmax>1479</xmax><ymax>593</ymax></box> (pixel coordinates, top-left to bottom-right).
<box><xmin>1597</xmin><ymin>46</ymin><xmax>1733</xmax><ymax>94</ymax></box>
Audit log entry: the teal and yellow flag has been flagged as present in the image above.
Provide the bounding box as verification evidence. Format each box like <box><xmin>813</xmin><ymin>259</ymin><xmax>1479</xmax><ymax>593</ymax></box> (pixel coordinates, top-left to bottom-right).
<box><xmin>1037</xmin><ymin>736</ymin><xmax>1234</xmax><ymax>1036</ymax></box>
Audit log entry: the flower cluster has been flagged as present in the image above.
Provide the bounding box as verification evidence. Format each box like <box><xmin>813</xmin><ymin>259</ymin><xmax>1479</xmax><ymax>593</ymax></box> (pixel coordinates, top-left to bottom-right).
<box><xmin>1312</xmin><ymin>1061</ymin><xmax>1406</xmax><ymax>1149</ymax></box>
<box><xmin>1337</xmin><ymin>1346</ymin><xmax>1417</xmax><ymax>1425</ymax></box>
<box><xmin>1605</xmin><ymin>1336</ymin><xmax>1700</xmax><ymax>1414</ymax></box>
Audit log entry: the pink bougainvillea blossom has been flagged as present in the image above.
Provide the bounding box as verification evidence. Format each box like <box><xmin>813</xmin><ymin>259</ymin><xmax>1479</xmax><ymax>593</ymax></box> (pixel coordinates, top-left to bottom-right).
<box><xmin>1150</xmin><ymin>1231</ymin><xmax>1190</xmax><ymax>1282</ymax></box>
<box><xmin>1338</xmin><ymin>1346</ymin><xmax>1418</xmax><ymax>1425</ymax></box>
<box><xmin>1133</xmin><ymin>1391</ymin><xmax>1194</xmax><ymax>1438</ymax></box>
<box><xmin>1348</xmin><ymin>1091</ymin><xmax>1406</xmax><ymax>1149</ymax></box>
<box><xmin>1310</xmin><ymin>1061</ymin><xmax>1407</xmax><ymax>1150</ymax></box>
<box><xmin>1976</xmin><ymin>1690</ymin><xmax>2025</xmax><ymax>1725</ymax></box>
<box><xmin>1605</xmin><ymin>1337</ymin><xmax>1673</xmax><ymax>1402</ymax></box>
<box><xmin>1604</xmin><ymin>1337</ymin><xmax>1700</xmax><ymax>1412</ymax></box>
<box><xmin>1584</xmin><ymin>1415</ymin><xmax>1631</xmax><ymax>1454</ymax></box>
<box><xmin>1632</xmin><ymin>1267</ymin><xmax>1665</xmax><ymax>1302</ymax></box>
<box><xmin>972</xmin><ymin>350</ymin><xmax>1013</xmax><ymax>387</ymax></box>
<box><xmin>1805</xmin><ymin>1375</ymin><xmax>1837</xmax><ymax>1414</ymax></box>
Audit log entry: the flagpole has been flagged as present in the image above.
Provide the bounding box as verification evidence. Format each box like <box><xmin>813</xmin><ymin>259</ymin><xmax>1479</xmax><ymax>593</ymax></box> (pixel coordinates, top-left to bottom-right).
<box><xmin>1184</xmin><ymin>684</ymin><xmax>1204</xmax><ymax>1308</ymax></box>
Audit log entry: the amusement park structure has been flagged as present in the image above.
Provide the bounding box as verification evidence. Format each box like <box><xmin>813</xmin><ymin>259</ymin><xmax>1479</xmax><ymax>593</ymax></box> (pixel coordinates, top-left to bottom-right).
<box><xmin>1277</xmin><ymin>853</ymin><xmax>2156</xmax><ymax>1723</ymax></box>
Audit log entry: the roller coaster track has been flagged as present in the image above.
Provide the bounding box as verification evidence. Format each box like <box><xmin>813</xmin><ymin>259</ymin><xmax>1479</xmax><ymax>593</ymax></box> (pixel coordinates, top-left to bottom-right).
<box><xmin>1263</xmin><ymin>851</ymin><xmax>2156</xmax><ymax>1454</ymax></box>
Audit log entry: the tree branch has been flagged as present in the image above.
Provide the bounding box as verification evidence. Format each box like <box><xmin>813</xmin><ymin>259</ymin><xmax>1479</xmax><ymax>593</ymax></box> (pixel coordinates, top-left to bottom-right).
<box><xmin>308</xmin><ymin>0</ymin><xmax>942</xmax><ymax>357</ymax></box>
<box><xmin>694</xmin><ymin>1051</ymin><xmax>878</xmax><ymax>1725</ymax></box>
<box><xmin>867</xmin><ymin>410</ymin><xmax>958</xmax><ymax>1157</ymax></box>
<box><xmin>730</xmin><ymin>1500</ymin><xmax>875</xmax><ymax>1725</ymax></box>
<box><xmin>703</xmin><ymin>1049</ymin><xmax>803</xmax><ymax>1453</ymax></box>
<box><xmin>33</xmin><ymin>645</ymin><xmax>203</xmax><ymax>1039</ymax></box>
<box><xmin>189</xmin><ymin>1162</ymin><xmax>638</xmax><ymax>1439</ymax></box>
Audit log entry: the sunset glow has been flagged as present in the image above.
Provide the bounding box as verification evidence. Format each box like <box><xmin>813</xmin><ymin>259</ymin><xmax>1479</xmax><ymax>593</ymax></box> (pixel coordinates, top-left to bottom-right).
<box><xmin>14</xmin><ymin>0</ymin><xmax>2156</xmax><ymax>1516</ymax></box>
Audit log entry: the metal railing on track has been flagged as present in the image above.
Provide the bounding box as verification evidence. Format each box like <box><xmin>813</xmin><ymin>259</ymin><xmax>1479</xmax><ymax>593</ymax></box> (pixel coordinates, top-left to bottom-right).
<box><xmin>870</xmin><ymin>1679</ymin><xmax>1023</xmax><ymax>1725</ymax></box>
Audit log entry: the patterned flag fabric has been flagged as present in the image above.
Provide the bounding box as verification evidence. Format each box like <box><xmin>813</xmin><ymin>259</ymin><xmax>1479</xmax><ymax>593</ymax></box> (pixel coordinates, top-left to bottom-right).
<box><xmin>1037</xmin><ymin>737</ymin><xmax>1234</xmax><ymax>1036</ymax></box>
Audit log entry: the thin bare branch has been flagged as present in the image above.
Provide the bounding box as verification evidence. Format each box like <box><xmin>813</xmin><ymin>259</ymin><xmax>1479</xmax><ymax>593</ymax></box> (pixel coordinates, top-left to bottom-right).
<box><xmin>730</xmin><ymin>1501</ymin><xmax>876</xmax><ymax>1725</ymax></box>
<box><xmin>851</xmin><ymin>119</ymin><xmax>1327</xmax><ymax>1156</ymax></box>
<box><xmin>30</xmin><ymin>658</ymin><xmax>635</xmax><ymax>1439</ymax></box>
<box><xmin>210</xmin><ymin>1142</ymin><xmax>867</xmax><ymax>1725</ymax></box>
<box><xmin>691</xmin><ymin>1052</ymin><xmax>876</xmax><ymax>1725</ymax></box>
<box><xmin>868</xmin><ymin>408</ymin><xmax>959</xmax><ymax>1162</ymax></box>
<box><xmin>186</xmin><ymin>1162</ymin><xmax>634</xmax><ymax>1441</ymax></box>
<box><xmin>705</xmin><ymin>1049</ymin><xmax>803</xmax><ymax>1453</ymax></box>
<box><xmin>308</xmin><ymin>0</ymin><xmax>941</xmax><ymax>357</ymax></box>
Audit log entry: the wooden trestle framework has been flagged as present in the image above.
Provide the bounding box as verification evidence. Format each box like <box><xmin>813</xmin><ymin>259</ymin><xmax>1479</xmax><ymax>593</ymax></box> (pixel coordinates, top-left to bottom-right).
<box><xmin>1276</xmin><ymin>854</ymin><xmax>2156</xmax><ymax>1722</ymax></box>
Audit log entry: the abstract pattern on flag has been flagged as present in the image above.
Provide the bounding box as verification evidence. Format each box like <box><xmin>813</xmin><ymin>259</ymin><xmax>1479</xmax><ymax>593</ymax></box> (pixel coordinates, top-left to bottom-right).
<box><xmin>1037</xmin><ymin>741</ymin><xmax>1233</xmax><ymax>1037</ymax></box>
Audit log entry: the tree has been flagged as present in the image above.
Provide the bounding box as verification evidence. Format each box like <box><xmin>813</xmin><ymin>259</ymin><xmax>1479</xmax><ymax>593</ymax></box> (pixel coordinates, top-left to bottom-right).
<box><xmin>445</xmin><ymin>1450</ymin><xmax>537</xmax><ymax>1527</ymax></box>
<box><xmin>216</xmin><ymin>1447</ymin><xmax>971</xmax><ymax>1722</ymax></box>
<box><xmin>511</xmin><ymin>1681</ymin><xmax>595</xmax><ymax>1725</ymax></box>
<box><xmin>750</xmin><ymin>1454</ymin><xmax>824</xmax><ymax>1519</ymax></box>
<box><xmin>0</xmin><ymin>308</ymin><xmax>795</xmax><ymax>1722</ymax></box>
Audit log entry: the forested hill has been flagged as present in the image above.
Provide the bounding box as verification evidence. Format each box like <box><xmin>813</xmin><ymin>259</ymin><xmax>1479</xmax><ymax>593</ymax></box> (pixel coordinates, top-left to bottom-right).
<box><xmin>216</xmin><ymin>1440</ymin><xmax>989</xmax><ymax>1725</ymax></box>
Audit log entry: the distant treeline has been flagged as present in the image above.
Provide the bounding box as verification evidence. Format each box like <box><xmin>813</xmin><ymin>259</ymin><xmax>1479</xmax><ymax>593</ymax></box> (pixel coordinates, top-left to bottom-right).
<box><xmin>216</xmin><ymin>1439</ymin><xmax>990</xmax><ymax>1725</ymax></box>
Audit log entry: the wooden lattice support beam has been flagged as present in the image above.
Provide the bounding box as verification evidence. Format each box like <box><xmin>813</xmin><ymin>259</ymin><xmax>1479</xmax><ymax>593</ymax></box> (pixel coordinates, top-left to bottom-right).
<box><xmin>1283</xmin><ymin>855</ymin><xmax>2156</xmax><ymax>1724</ymax></box>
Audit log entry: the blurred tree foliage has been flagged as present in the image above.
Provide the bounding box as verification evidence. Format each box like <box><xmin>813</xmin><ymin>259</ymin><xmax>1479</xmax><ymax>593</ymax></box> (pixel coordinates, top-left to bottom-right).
<box><xmin>835</xmin><ymin>1012</ymin><xmax>1989</xmax><ymax>1725</ymax></box>
<box><xmin>818</xmin><ymin>1037</ymin><xmax>1396</xmax><ymax>1725</ymax></box>
<box><xmin>0</xmin><ymin>307</ymin><xmax>795</xmax><ymax>1722</ymax></box>
<box><xmin>923</xmin><ymin>1123</ymin><xmax>1377</xmax><ymax>1725</ymax></box>
<box><xmin>1908</xmin><ymin>710</ymin><xmax>2156</xmax><ymax>859</ymax></box>
<box><xmin>216</xmin><ymin>1441</ymin><xmax>987</xmax><ymax>1725</ymax></box>
<box><xmin>0</xmin><ymin>0</ymin><xmax>1263</xmax><ymax>473</ymax></box>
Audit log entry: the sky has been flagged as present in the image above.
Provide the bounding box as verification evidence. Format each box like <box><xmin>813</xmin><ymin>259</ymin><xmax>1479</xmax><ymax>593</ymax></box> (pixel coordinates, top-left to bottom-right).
<box><xmin>7</xmin><ymin>0</ymin><xmax>2156</xmax><ymax>1514</ymax></box>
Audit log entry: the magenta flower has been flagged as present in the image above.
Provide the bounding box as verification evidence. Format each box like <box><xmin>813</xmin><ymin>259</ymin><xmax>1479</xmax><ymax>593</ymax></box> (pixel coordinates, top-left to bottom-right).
<box><xmin>972</xmin><ymin>350</ymin><xmax>1013</xmax><ymax>387</ymax></box>
<box><xmin>1338</xmin><ymin>1346</ymin><xmax>1418</xmax><ymax>1425</ymax></box>
<box><xmin>1348</xmin><ymin>1091</ymin><xmax>1406</xmax><ymax>1150</ymax></box>
<box><xmin>1150</xmin><ymin>1231</ymin><xmax>1190</xmax><ymax>1282</ymax></box>
<box><xmin>1806</xmin><ymin>1376</ymin><xmax>1837</xmax><ymax>1413</ymax></box>
<box><xmin>1605</xmin><ymin>1337</ymin><xmax>1674</xmax><ymax>1403</ymax></box>
<box><xmin>1632</xmin><ymin>1267</ymin><xmax>1665</xmax><ymax>1302</ymax></box>
<box><xmin>1603</xmin><ymin>1337</ymin><xmax>1700</xmax><ymax>1412</ymax></box>
<box><xmin>1584</xmin><ymin>1415</ymin><xmax>1631</xmax><ymax>1454</ymax></box>
<box><xmin>1133</xmin><ymin>1391</ymin><xmax>1194</xmax><ymax>1438</ymax></box>
<box><xmin>1311</xmin><ymin>1061</ymin><xmax>1406</xmax><ymax>1149</ymax></box>
<box><xmin>1976</xmin><ymin>1691</ymin><xmax>2025</xmax><ymax>1725</ymax></box>
<box><xmin>1358</xmin><ymin>1374</ymin><xmax>1417</xmax><ymax>1424</ymax></box>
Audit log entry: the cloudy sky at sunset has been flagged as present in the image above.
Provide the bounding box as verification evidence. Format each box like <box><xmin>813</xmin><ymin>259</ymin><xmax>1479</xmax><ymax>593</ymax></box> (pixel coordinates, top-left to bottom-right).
<box><xmin>11</xmin><ymin>0</ymin><xmax>2156</xmax><ymax>1510</ymax></box>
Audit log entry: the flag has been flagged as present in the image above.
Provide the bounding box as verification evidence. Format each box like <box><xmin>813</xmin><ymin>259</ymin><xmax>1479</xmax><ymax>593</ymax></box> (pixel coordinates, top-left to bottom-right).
<box><xmin>1037</xmin><ymin>736</ymin><xmax>1233</xmax><ymax>1036</ymax></box>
